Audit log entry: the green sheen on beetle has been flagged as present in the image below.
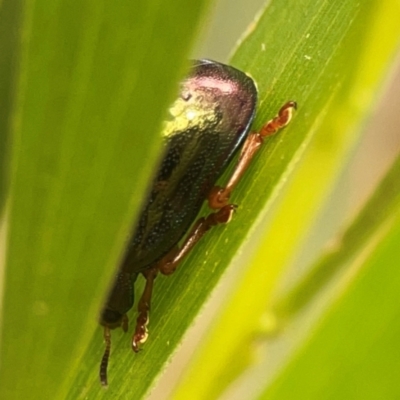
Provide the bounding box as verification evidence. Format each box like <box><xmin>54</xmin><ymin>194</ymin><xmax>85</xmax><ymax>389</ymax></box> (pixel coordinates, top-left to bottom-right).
<box><xmin>99</xmin><ymin>59</ymin><xmax>296</xmax><ymax>386</ymax></box>
<box><xmin>164</xmin><ymin>62</ymin><xmax>256</xmax><ymax>139</ymax></box>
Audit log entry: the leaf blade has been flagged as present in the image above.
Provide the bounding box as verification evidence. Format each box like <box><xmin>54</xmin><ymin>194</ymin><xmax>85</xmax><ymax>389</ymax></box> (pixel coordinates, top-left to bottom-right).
<box><xmin>0</xmin><ymin>1</ymin><xmax>211</xmax><ymax>399</ymax></box>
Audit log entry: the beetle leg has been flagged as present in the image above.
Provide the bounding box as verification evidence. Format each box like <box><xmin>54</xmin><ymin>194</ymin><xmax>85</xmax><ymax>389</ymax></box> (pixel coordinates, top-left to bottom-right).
<box><xmin>208</xmin><ymin>101</ymin><xmax>296</xmax><ymax>209</ymax></box>
<box><xmin>159</xmin><ymin>204</ymin><xmax>236</xmax><ymax>276</ymax></box>
<box><xmin>132</xmin><ymin>267</ymin><xmax>158</xmax><ymax>352</ymax></box>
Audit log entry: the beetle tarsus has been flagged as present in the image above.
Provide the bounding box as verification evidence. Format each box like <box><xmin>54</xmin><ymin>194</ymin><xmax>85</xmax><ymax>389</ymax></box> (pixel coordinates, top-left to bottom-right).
<box><xmin>132</xmin><ymin>268</ymin><xmax>157</xmax><ymax>352</ymax></box>
<box><xmin>259</xmin><ymin>101</ymin><xmax>297</xmax><ymax>137</ymax></box>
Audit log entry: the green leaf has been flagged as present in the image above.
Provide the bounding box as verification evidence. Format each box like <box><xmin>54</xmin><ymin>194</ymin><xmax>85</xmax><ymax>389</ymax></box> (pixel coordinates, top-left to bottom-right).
<box><xmin>262</xmin><ymin>156</ymin><xmax>400</xmax><ymax>399</ymax></box>
<box><xmin>0</xmin><ymin>1</ymin><xmax>210</xmax><ymax>399</ymax></box>
<box><xmin>275</xmin><ymin>154</ymin><xmax>400</xmax><ymax>319</ymax></box>
<box><xmin>171</xmin><ymin>1</ymin><xmax>400</xmax><ymax>399</ymax></box>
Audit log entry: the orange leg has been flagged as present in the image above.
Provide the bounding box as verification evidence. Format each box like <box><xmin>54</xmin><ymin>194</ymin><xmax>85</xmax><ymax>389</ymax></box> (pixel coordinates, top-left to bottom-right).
<box><xmin>159</xmin><ymin>204</ymin><xmax>236</xmax><ymax>276</ymax></box>
<box><xmin>208</xmin><ymin>101</ymin><xmax>296</xmax><ymax>209</ymax></box>
<box><xmin>132</xmin><ymin>267</ymin><xmax>158</xmax><ymax>352</ymax></box>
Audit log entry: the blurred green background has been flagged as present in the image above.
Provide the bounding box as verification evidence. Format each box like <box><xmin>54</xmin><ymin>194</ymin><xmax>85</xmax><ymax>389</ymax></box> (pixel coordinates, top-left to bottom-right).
<box><xmin>0</xmin><ymin>0</ymin><xmax>399</xmax><ymax>399</ymax></box>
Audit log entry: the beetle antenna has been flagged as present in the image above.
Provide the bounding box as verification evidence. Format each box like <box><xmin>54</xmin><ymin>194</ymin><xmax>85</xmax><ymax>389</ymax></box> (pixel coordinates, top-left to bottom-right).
<box><xmin>100</xmin><ymin>327</ymin><xmax>111</xmax><ymax>387</ymax></box>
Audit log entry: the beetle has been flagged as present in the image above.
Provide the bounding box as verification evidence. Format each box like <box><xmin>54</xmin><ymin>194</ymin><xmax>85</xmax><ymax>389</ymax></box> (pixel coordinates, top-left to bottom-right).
<box><xmin>99</xmin><ymin>59</ymin><xmax>296</xmax><ymax>386</ymax></box>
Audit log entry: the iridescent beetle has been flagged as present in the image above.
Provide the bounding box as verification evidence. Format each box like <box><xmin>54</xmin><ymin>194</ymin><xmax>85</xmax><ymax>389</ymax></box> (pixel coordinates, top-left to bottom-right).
<box><xmin>99</xmin><ymin>59</ymin><xmax>296</xmax><ymax>385</ymax></box>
